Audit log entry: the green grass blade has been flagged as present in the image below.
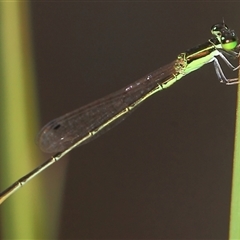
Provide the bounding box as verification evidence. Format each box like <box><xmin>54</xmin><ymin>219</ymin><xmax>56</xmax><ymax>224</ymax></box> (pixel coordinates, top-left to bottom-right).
<box><xmin>229</xmin><ymin>55</ymin><xmax>240</xmax><ymax>239</ymax></box>
<box><xmin>0</xmin><ymin>2</ymin><xmax>52</xmax><ymax>239</ymax></box>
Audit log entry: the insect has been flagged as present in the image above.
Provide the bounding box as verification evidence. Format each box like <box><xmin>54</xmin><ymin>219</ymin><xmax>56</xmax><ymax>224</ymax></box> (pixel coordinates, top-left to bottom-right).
<box><xmin>0</xmin><ymin>22</ymin><xmax>239</xmax><ymax>205</ymax></box>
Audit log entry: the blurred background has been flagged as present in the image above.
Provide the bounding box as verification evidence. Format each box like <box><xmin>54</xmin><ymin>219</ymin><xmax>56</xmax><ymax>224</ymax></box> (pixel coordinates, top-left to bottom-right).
<box><xmin>0</xmin><ymin>2</ymin><xmax>239</xmax><ymax>239</ymax></box>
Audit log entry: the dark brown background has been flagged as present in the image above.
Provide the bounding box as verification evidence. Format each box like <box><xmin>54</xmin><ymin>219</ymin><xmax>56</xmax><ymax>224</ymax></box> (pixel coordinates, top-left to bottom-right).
<box><xmin>31</xmin><ymin>2</ymin><xmax>239</xmax><ymax>239</ymax></box>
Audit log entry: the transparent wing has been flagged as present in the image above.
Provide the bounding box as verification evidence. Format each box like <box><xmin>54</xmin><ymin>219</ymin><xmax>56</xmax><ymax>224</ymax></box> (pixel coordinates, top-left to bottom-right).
<box><xmin>37</xmin><ymin>61</ymin><xmax>176</xmax><ymax>153</ymax></box>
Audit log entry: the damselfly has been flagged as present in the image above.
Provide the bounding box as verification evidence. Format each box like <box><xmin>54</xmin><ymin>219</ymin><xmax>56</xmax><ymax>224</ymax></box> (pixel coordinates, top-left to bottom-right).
<box><xmin>0</xmin><ymin>22</ymin><xmax>239</xmax><ymax>205</ymax></box>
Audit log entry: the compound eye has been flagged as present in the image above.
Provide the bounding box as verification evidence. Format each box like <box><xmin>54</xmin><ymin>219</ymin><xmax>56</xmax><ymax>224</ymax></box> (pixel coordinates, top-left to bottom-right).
<box><xmin>221</xmin><ymin>33</ymin><xmax>238</xmax><ymax>50</ymax></box>
<box><xmin>211</xmin><ymin>22</ymin><xmax>229</xmax><ymax>37</ymax></box>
